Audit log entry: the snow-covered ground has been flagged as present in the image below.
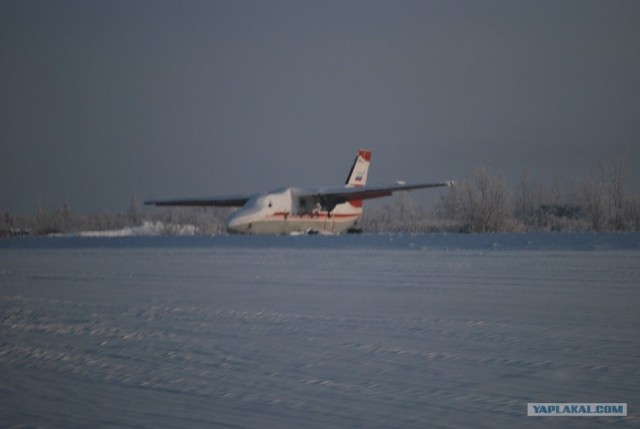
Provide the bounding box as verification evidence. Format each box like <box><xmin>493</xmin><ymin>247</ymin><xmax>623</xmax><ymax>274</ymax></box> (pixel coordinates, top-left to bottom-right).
<box><xmin>1</xmin><ymin>234</ymin><xmax>638</xmax><ymax>428</ymax></box>
<box><xmin>76</xmin><ymin>220</ymin><xmax>198</xmax><ymax>237</ymax></box>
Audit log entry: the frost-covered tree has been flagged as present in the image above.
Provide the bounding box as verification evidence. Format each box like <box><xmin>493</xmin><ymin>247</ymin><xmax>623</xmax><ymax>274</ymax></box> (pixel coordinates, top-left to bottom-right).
<box><xmin>575</xmin><ymin>158</ymin><xmax>631</xmax><ymax>232</ymax></box>
<box><xmin>59</xmin><ymin>202</ymin><xmax>75</xmax><ymax>233</ymax></box>
<box><xmin>439</xmin><ymin>166</ymin><xmax>510</xmax><ymax>232</ymax></box>
<box><xmin>513</xmin><ymin>170</ymin><xmax>544</xmax><ymax>229</ymax></box>
<box><xmin>626</xmin><ymin>196</ymin><xmax>640</xmax><ymax>231</ymax></box>
<box><xmin>610</xmin><ymin>157</ymin><xmax>628</xmax><ymax>230</ymax></box>
<box><xmin>513</xmin><ymin>172</ymin><xmax>579</xmax><ymax>231</ymax></box>
<box><xmin>577</xmin><ymin>176</ymin><xmax>608</xmax><ymax>232</ymax></box>
<box><xmin>34</xmin><ymin>204</ymin><xmax>60</xmax><ymax>235</ymax></box>
<box><xmin>129</xmin><ymin>195</ymin><xmax>143</xmax><ymax>226</ymax></box>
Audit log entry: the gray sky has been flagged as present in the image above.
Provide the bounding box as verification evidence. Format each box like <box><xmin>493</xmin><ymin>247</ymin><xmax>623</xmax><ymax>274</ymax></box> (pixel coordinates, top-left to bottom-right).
<box><xmin>2</xmin><ymin>0</ymin><xmax>639</xmax><ymax>213</ymax></box>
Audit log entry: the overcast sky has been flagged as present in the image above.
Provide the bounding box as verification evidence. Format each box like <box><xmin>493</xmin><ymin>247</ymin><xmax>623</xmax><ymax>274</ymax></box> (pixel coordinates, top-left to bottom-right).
<box><xmin>2</xmin><ymin>0</ymin><xmax>639</xmax><ymax>213</ymax></box>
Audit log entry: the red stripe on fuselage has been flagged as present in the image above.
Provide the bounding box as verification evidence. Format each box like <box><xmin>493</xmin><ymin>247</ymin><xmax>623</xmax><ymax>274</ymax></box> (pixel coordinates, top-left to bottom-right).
<box><xmin>270</xmin><ymin>212</ymin><xmax>359</xmax><ymax>220</ymax></box>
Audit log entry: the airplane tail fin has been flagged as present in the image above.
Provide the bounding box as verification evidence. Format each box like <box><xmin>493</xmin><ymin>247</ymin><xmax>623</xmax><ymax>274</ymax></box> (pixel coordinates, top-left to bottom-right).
<box><xmin>345</xmin><ymin>149</ymin><xmax>371</xmax><ymax>188</ymax></box>
<box><xmin>343</xmin><ymin>149</ymin><xmax>371</xmax><ymax>210</ymax></box>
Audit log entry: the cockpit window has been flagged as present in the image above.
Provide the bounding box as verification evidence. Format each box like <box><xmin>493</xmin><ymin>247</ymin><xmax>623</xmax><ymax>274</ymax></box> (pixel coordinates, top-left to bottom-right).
<box><xmin>268</xmin><ymin>201</ymin><xmax>272</xmax><ymax>208</ymax></box>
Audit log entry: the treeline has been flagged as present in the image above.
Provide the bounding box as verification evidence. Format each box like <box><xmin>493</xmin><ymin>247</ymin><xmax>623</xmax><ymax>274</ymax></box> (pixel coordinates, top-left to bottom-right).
<box><xmin>363</xmin><ymin>158</ymin><xmax>640</xmax><ymax>233</ymax></box>
<box><xmin>0</xmin><ymin>197</ymin><xmax>233</xmax><ymax>237</ymax></box>
<box><xmin>2</xmin><ymin>159</ymin><xmax>639</xmax><ymax>236</ymax></box>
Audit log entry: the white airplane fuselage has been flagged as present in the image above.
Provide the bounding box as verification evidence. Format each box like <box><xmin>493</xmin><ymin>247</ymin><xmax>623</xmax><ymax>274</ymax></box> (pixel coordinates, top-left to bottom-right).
<box><xmin>225</xmin><ymin>188</ymin><xmax>362</xmax><ymax>234</ymax></box>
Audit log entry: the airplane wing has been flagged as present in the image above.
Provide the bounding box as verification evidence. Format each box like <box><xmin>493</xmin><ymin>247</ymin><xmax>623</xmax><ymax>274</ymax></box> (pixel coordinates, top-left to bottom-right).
<box><xmin>144</xmin><ymin>194</ymin><xmax>251</xmax><ymax>207</ymax></box>
<box><xmin>300</xmin><ymin>180</ymin><xmax>455</xmax><ymax>206</ymax></box>
<box><xmin>144</xmin><ymin>181</ymin><xmax>454</xmax><ymax>208</ymax></box>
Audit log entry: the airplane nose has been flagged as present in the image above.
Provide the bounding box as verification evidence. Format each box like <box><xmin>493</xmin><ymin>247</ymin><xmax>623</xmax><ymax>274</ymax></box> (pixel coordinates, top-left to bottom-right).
<box><xmin>225</xmin><ymin>212</ymin><xmax>249</xmax><ymax>234</ymax></box>
<box><xmin>225</xmin><ymin>217</ymin><xmax>241</xmax><ymax>234</ymax></box>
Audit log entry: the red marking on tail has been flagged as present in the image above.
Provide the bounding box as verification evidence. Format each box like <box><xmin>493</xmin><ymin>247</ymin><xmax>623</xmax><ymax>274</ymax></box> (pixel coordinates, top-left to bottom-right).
<box><xmin>358</xmin><ymin>149</ymin><xmax>372</xmax><ymax>161</ymax></box>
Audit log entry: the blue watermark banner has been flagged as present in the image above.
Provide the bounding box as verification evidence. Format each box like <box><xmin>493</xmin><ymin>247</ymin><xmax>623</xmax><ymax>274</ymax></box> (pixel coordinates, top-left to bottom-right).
<box><xmin>527</xmin><ymin>403</ymin><xmax>627</xmax><ymax>416</ymax></box>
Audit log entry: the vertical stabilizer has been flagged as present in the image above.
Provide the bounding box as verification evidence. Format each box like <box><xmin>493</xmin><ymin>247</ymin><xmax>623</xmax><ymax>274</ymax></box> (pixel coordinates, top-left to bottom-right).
<box><xmin>345</xmin><ymin>149</ymin><xmax>371</xmax><ymax>187</ymax></box>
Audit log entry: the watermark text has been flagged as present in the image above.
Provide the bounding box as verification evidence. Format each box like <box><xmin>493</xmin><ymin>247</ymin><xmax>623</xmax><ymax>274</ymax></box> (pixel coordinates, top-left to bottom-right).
<box><xmin>527</xmin><ymin>403</ymin><xmax>627</xmax><ymax>416</ymax></box>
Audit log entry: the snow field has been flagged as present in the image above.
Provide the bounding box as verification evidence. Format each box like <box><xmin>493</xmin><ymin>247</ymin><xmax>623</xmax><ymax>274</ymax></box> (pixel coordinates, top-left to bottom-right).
<box><xmin>1</xmin><ymin>236</ymin><xmax>638</xmax><ymax>428</ymax></box>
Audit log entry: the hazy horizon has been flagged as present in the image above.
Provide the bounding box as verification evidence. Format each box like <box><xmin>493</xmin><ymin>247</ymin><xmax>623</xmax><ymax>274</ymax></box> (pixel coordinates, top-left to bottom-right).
<box><xmin>2</xmin><ymin>0</ymin><xmax>639</xmax><ymax>214</ymax></box>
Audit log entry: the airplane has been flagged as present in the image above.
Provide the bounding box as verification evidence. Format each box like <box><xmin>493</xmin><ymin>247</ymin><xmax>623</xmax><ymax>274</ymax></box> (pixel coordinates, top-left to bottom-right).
<box><xmin>145</xmin><ymin>149</ymin><xmax>454</xmax><ymax>235</ymax></box>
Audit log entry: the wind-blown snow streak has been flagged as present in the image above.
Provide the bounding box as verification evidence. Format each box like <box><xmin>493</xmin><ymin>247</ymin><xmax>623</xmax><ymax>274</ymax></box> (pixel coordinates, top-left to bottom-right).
<box><xmin>1</xmin><ymin>235</ymin><xmax>638</xmax><ymax>428</ymax></box>
<box><xmin>76</xmin><ymin>220</ymin><xmax>197</xmax><ymax>237</ymax></box>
